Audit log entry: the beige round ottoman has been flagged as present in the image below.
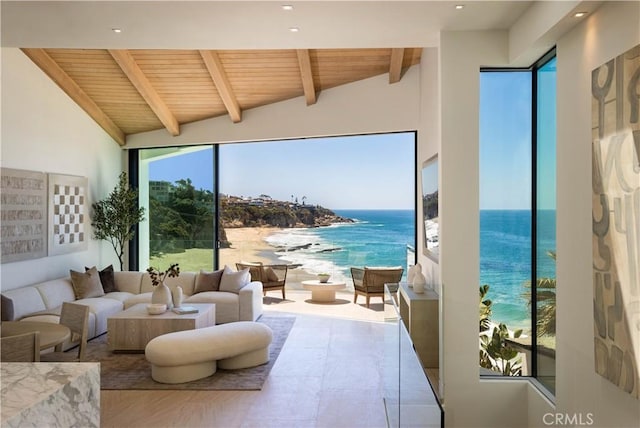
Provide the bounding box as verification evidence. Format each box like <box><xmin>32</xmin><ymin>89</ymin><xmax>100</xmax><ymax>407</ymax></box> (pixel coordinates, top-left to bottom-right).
<box><xmin>145</xmin><ymin>321</ymin><xmax>273</xmax><ymax>384</ymax></box>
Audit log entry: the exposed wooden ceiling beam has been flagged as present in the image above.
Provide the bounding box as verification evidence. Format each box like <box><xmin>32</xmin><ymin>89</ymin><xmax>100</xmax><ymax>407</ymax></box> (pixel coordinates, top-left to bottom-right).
<box><xmin>21</xmin><ymin>48</ymin><xmax>126</xmax><ymax>146</ymax></box>
<box><xmin>199</xmin><ymin>50</ymin><xmax>242</xmax><ymax>123</ymax></box>
<box><xmin>296</xmin><ymin>49</ymin><xmax>317</xmax><ymax>106</ymax></box>
<box><xmin>389</xmin><ymin>48</ymin><xmax>405</xmax><ymax>84</ymax></box>
<box><xmin>108</xmin><ymin>49</ymin><xmax>180</xmax><ymax>136</ymax></box>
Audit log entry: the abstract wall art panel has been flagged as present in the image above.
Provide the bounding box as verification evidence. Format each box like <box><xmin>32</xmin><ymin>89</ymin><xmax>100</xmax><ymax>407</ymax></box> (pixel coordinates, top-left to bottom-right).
<box><xmin>592</xmin><ymin>43</ymin><xmax>640</xmax><ymax>399</ymax></box>
<box><xmin>47</xmin><ymin>173</ymin><xmax>89</xmax><ymax>256</ymax></box>
<box><xmin>0</xmin><ymin>168</ymin><xmax>48</xmax><ymax>263</ymax></box>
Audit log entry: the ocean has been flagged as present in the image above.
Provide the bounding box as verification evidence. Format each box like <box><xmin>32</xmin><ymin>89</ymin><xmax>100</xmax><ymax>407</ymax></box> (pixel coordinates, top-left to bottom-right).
<box><xmin>264</xmin><ymin>208</ymin><xmax>554</xmax><ymax>331</ymax></box>
<box><xmin>265</xmin><ymin>209</ymin><xmax>415</xmax><ymax>284</ymax></box>
<box><xmin>480</xmin><ymin>209</ymin><xmax>556</xmax><ymax>330</ymax></box>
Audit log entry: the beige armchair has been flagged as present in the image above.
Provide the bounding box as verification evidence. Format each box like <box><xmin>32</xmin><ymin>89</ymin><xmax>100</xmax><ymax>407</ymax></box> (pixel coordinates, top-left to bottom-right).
<box><xmin>236</xmin><ymin>262</ymin><xmax>288</xmax><ymax>299</ymax></box>
<box><xmin>350</xmin><ymin>266</ymin><xmax>404</xmax><ymax>308</ymax></box>
<box><xmin>40</xmin><ymin>302</ymin><xmax>89</xmax><ymax>362</ymax></box>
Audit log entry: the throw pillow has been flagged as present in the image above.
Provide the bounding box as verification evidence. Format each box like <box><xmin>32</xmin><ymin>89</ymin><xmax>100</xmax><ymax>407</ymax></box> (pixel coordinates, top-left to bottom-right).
<box><xmin>219</xmin><ymin>265</ymin><xmax>250</xmax><ymax>294</ymax></box>
<box><xmin>194</xmin><ymin>269</ymin><xmax>224</xmax><ymax>293</ymax></box>
<box><xmin>70</xmin><ymin>267</ymin><xmax>105</xmax><ymax>299</ymax></box>
<box><xmin>264</xmin><ymin>266</ymin><xmax>280</xmax><ymax>282</ymax></box>
<box><xmin>85</xmin><ymin>264</ymin><xmax>116</xmax><ymax>293</ymax></box>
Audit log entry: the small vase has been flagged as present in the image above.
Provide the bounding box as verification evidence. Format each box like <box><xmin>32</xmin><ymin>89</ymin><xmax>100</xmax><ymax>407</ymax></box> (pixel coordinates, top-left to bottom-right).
<box><xmin>152</xmin><ymin>282</ymin><xmax>173</xmax><ymax>310</ymax></box>
<box><xmin>172</xmin><ymin>286</ymin><xmax>183</xmax><ymax>308</ymax></box>
<box><xmin>317</xmin><ymin>274</ymin><xmax>330</xmax><ymax>283</ymax></box>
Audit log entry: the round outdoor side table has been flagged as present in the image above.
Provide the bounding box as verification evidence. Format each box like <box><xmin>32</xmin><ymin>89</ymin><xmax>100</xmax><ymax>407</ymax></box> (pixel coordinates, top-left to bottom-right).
<box><xmin>301</xmin><ymin>280</ymin><xmax>346</xmax><ymax>303</ymax></box>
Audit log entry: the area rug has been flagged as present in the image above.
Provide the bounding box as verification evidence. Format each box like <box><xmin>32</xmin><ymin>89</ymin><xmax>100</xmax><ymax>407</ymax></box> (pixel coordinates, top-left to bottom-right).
<box><xmin>85</xmin><ymin>316</ymin><xmax>295</xmax><ymax>391</ymax></box>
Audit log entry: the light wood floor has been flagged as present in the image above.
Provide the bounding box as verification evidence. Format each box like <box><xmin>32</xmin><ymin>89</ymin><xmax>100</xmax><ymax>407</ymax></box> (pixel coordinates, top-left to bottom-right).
<box><xmin>101</xmin><ymin>290</ymin><xmax>441</xmax><ymax>428</ymax></box>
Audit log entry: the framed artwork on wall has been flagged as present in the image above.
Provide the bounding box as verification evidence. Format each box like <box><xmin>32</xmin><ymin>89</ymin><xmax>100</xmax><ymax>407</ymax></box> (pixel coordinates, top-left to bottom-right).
<box><xmin>0</xmin><ymin>168</ymin><xmax>48</xmax><ymax>263</ymax></box>
<box><xmin>48</xmin><ymin>173</ymin><xmax>89</xmax><ymax>256</ymax></box>
<box><xmin>421</xmin><ymin>155</ymin><xmax>439</xmax><ymax>261</ymax></box>
<box><xmin>591</xmin><ymin>43</ymin><xmax>640</xmax><ymax>399</ymax></box>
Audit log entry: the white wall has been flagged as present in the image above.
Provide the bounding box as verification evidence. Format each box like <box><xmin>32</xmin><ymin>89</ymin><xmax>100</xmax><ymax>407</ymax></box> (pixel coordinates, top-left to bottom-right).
<box><xmin>439</xmin><ymin>30</ymin><xmax>534</xmax><ymax>427</ymax></box>
<box><xmin>554</xmin><ymin>1</ymin><xmax>640</xmax><ymax>426</ymax></box>
<box><xmin>415</xmin><ymin>46</ymin><xmax>443</xmax><ymax>395</ymax></box>
<box><xmin>438</xmin><ymin>3</ymin><xmax>640</xmax><ymax>427</ymax></box>
<box><xmin>0</xmin><ymin>48</ymin><xmax>124</xmax><ymax>290</ymax></box>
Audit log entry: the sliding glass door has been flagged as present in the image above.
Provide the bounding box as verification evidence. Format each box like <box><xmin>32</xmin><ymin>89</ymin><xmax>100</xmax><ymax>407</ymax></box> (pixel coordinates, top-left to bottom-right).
<box><xmin>137</xmin><ymin>146</ymin><xmax>217</xmax><ymax>271</ymax></box>
<box><xmin>136</xmin><ymin>133</ymin><xmax>416</xmax><ymax>283</ymax></box>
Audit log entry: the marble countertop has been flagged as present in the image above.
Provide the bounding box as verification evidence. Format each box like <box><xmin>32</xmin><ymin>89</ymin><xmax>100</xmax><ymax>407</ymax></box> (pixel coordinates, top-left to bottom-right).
<box><xmin>1</xmin><ymin>362</ymin><xmax>100</xmax><ymax>428</ymax></box>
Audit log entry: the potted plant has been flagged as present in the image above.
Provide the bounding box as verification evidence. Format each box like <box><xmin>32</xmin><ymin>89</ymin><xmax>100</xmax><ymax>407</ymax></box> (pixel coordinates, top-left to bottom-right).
<box><xmin>91</xmin><ymin>172</ymin><xmax>145</xmax><ymax>271</ymax></box>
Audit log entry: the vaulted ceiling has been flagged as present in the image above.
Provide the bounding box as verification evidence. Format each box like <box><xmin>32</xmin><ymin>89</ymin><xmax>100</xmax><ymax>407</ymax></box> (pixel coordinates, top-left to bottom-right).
<box><xmin>4</xmin><ymin>1</ymin><xmax>584</xmax><ymax>147</ymax></box>
<box><xmin>21</xmin><ymin>47</ymin><xmax>422</xmax><ymax>146</ymax></box>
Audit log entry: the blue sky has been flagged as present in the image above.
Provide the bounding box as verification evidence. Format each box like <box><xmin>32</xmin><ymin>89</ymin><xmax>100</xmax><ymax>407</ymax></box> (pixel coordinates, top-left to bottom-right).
<box><xmin>149</xmin><ymin>69</ymin><xmax>556</xmax><ymax>212</ymax></box>
<box><xmin>148</xmin><ymin>133</ymin><xmax>415</xmax><ymax>210</ymax></box>
<box><xmin>479</xmin><ymin>70</ymin><xmax>556</xmax><ymax>210</ymax></box>
<box><xmin>479</xmin><ymin>67</ymin><xmax>556</xmax><ymax>210</ymax></box>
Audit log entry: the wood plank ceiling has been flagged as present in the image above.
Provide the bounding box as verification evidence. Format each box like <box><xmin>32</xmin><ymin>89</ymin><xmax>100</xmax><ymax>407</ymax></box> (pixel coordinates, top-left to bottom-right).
<box><xmin>21</xmin><ymin>48</ymin><xmax>422</xmax><ymax>146</ymax></box>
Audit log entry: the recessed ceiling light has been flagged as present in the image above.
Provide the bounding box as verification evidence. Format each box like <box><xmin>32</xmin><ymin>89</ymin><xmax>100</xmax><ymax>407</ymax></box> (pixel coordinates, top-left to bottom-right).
<box><xmin>574</xmin><ymin>12</ymin><xmax>587</xmax><ymax>18</ymax></box>
<box><xmin>289</xmin><ymin>27</ymin><xmax>300</xmax><ymax>33</ymax></box>
<box><xmin>455</xmin><ymin>5</ymin><xmax>465</xmax><ymax>10</ymax></box>
<box><xmin>112</xmin><ymin>28</ymin><xmax>122</xmax><ymax>33</ymax></box>
<box><xmin>282</xmin><ymin>5</ymin><xmax>293</xmax><ymax>11</ymax></box>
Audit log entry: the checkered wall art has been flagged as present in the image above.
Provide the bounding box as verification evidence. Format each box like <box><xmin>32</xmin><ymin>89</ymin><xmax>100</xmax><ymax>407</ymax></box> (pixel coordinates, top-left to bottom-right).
<box><xmin>48</xmin><ymin>173</ymin><xmax>89</xmax><ymax>256</ymax></box>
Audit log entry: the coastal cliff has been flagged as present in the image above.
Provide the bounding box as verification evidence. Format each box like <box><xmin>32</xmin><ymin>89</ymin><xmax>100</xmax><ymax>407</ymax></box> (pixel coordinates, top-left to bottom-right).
<box><xmin>220</xmin><ymin>196</ymin><xmax>353</xmax><ymax>229</ymax></box>
<box><xmin>148</xmin><ymin>179</ymin><xmax>352</xmax><ymax>254</ymax></box>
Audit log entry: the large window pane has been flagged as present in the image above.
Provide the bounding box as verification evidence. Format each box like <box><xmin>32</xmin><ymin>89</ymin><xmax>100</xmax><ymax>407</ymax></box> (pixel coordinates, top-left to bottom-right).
<box><xmin>535</xmin><ymin>56</ymin><xmax>557</xmax><ymax>393</ymax></box>
<box><xmin>136</xmin><ymin>134</ymin><xmax>416</xmax><ymax>290</ymax></box>
<box><xmin>479</xmin><ymin>53</ymin><xmax>558</xmax><ymax>396</ymax></box>
<box><xmin>217</xmin><ymin>134</ymin><xmax>416</xmax><ymax>287</ymax></box>
<box><xmin>479</xmin><ymin>71</ymin><xmax>532</xmax><ymax>377</ymax></box>
<box><xmin>138</xmin><ymin>146</ymin><xmax>216</xmax><ymax>271</ymax></box>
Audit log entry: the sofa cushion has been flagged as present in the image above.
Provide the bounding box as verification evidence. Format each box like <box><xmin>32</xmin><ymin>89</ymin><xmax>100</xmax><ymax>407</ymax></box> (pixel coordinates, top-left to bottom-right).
<box><xmin>164</xmin><ymin>272</ymin><xmax>196</xmax><ymax>296</ymax></box>
<box><xmin>27</xmin><ymin>306</ymin><xmax>62</xmax><ymax>317</ymax></box>
<box><xmin>194</xmin><ymin>269</ymin><xmax>223</xmax><ymax>293</ymax></box>
<box><xmin>183</xmin><ymin>291</ymin><xmax>239</xmax><ymax>324</ymax></box>
<box><xmin>123</xmin><ymin>292</ymin><xmax>153</xmax><ymax>309</ymax></box>
<box><xmin>86</xmin><ymin>264</ymin><xmax>116</xmax><ymax>293</ymax></box>
<box><xmin>34</xmin><ymin>278</ymin><xmax>76</xmax><ymax>310</ymax></box>
<box><xmin>264</xmin><ymin>266</ymin><xmax>280</xmax><ymax>282</ymax></box>
<box><xmin>114</xmin><ymin>271</ymin><xmax>144</xmax><ymax>294</ymax></box>
<box><xmin>70</xmin><ymin>267</ymin><xmax>105</xmax><ymax>299</ymax></box>
<box><xmin>1</xmin><ymin>287</ymin><xmax>46</xmax><ymax>321</ymax></box>
<box><xmin>102</xmin><ymin>291</ymin><xmax>136</xmax><ymax>304</ymax></box>
<box><xmin>219</xmin><ymin>266</ymin><xmax>250</xmax><ymax>294</ymax></box>
<box><xmin>75</xmin><ymin>297</ymin><xmax>123</xmax><ymax>336</ymax></box>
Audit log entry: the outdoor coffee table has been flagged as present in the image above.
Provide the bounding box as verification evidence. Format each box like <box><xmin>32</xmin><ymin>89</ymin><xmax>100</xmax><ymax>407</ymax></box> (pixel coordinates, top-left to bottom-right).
<box><xmin>107</xmin><ymin>303</ymin><xmax>215</xmax><ymax>352</ymax></box>
<box><xmin>302</xmin><ymin>280</ymin><xmax>346</xmax><ymax>303</ymax></box>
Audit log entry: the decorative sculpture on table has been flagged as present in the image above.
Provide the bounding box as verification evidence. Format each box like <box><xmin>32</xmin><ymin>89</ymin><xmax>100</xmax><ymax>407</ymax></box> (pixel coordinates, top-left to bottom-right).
<box><xmin>413</xmin><ymin>271</ymin><xmax>427</xmax><ymax>294</ymax></box>
<box><xmin>407</xmin><ymin>263</ymin><xmax>422</xmax><ymax>286</ymax></box>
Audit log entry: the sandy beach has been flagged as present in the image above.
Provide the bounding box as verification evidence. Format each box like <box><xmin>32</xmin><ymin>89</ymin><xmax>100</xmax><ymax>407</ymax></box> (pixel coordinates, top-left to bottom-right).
<box><xmin>218</xmin><ymin>227</ymin><xmax>391</xmax><ymax>323</ymax></box>
<box><xmin>219</xmin><ymin>227</ymin><xmax>317</xmax><ymax>289</ymax></box>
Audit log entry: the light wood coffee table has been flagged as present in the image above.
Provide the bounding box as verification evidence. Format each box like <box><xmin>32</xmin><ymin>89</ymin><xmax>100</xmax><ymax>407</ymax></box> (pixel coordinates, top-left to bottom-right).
<box><xmin>107</xmin><ymin>303</ymin><xmax>215</xmax><ymax>352</ymax></box>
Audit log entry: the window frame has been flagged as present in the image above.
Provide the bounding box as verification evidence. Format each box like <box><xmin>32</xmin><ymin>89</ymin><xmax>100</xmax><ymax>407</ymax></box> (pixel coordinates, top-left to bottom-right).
<box><xmin>479</xmin><ymin>47</ymin><xmax>557</xmax><ymax>398</ymax></box>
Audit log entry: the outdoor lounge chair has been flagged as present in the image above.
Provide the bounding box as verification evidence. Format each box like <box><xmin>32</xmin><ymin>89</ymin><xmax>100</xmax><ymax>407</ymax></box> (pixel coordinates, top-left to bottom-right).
<box><xmin>236</xmin><ymin>262</ymin><xmax>288</xmax><ymax>299</ymax></box>
<box><xmin>350</xmin><ymin>266</ymin><xmax>404</xmax><ymax>308</ymax></box>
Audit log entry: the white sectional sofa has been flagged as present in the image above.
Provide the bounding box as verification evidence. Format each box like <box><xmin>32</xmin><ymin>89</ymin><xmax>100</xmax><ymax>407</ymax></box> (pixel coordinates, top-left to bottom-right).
<box><xmin>0</xmin><ymin>270</ymin><xmax>263</xmax><ymax>340</ymax></box>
